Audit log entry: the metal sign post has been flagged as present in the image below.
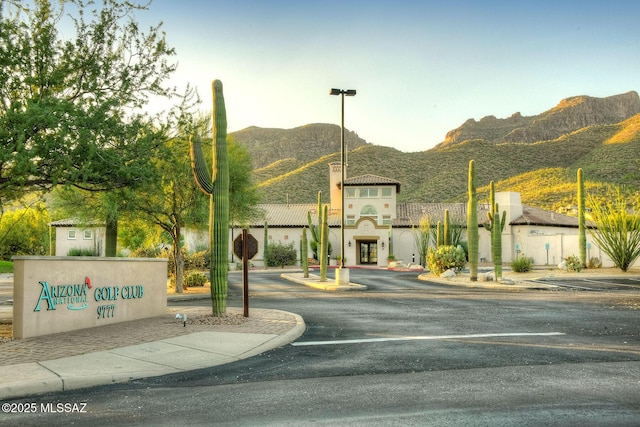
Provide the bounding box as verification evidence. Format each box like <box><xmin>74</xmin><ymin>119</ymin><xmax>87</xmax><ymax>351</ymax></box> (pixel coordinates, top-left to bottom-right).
<box><xmin>242</xmin><ymin>228</ymin><xmax>249</xmax><ymax>317</ymax></box>
<box><xmin>233</xmin><ymin>231</ymin><xmax>257</xmax><ymax>317</ymax></box>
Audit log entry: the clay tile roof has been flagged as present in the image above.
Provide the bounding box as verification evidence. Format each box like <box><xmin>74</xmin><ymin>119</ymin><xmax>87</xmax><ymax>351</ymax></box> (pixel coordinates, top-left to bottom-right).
<box><xmin>393</xmin><ymin>202</ymin><xmax>491</xmax><ymax>227</ymax></box>
<box><xmin>510</xmin><ymin>205</ymin><xmax>585</xmax><ymax>227</ymax></box>
<box><xmin>254</xmin><ymin>204</ymin><xmax>341</xmax><ymax>227</ymax></box>
<box><xmin>344</xmin><ymin>174</ymin><xmax>401</xmax><ymax>193</ymax></box>
<box><xmin>48</xmin><ymin>218</ymin><xmax>104</xmax><ymax>227</ymax></box>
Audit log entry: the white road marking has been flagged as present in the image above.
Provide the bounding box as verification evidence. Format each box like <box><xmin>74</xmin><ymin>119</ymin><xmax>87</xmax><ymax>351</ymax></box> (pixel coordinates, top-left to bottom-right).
<box><xmin>291</xmin><ymin>332</ymin><xmax>565</xmax><ymax>346</ymax></box>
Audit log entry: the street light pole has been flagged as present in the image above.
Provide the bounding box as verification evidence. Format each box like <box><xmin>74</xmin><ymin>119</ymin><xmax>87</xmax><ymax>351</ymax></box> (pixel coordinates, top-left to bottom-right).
<box><xmin>330</xmin><ymin>88</ymin><xmax>356</xmax><ymax>282</ymax></box>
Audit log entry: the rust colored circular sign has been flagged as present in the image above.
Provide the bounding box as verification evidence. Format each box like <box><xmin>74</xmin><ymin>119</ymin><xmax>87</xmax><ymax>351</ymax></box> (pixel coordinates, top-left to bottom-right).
<box><xmin>233</xmin><ymin>233</ymin><xmax>258</xmax><ymax>259</ymax></box>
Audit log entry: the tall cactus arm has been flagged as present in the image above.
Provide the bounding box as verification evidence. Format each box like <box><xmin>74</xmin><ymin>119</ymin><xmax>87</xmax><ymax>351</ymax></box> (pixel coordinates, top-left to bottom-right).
<box><xmin>467</xmin><ymin>160</ymin><xmax>478</xmax><ymax>281</ymax></box>
<box><xmin>189</xmin><ymin>134</ymin><xmax>213</xmax><ymax>194</ymax></box>
<box><xmin>210</xmin><ymin>79</ymin><xmax>230</xmax><ymax>316</ymax></box>
<box><xmin>443</xmin><ymin>209</ymin><xmax>450</xmax><ymax>246</ymax></box>
<box><xmin>577</xmin><ymin>168</ymin><xmax>586</xmax><ymax>267</ymax></box>
<box><xmin>317</xmin><ymin>191</ymin><xmax>322</xmax><ymax>226</ymax></box>
<box><xmin>484</xmin><ymin>213</ymin><xmax>493</xmax><ymax>231</ymax></box>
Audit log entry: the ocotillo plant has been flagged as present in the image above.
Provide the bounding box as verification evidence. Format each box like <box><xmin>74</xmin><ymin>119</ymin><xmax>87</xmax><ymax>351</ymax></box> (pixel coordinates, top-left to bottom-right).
<box><xmin>467</xmin><ymin>160</ymin><xmax>479</xmax><ymax>281</ymax></box>
<box><xmin>319</xmin><ymin>205</ymin><xmax>329</xmax><ymax>281</ymax></box>
<box><xmin>190</xmin><ymin>79</ymin><xmax>230</xmax><ymax>316</ymax></box>
<box><xmin>302</xmin><ymin>227</ymin><xmax>309</xmax><ymax>278</ymax></box>
<box><xmin>577</xmin><ymin>168</ymin><xmax>587</xmax><ymax>268</ymax></box>
<box><xmin>484</xmin><ymin>181</ymin><xmax>506</xmax><ymax>279</ymax></box>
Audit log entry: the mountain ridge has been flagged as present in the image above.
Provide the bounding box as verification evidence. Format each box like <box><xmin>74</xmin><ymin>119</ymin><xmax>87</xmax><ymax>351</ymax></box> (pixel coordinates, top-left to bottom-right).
<box><xmin>438</xmin><ymin>91</ymin><xmax>640</xmax><ymax>148</ymax></box>
<box><xmin>231</xmin><ymin>123</ymin><xmax>369</xmax><ymax>169</ymax></box>
<box><xmin>229</xmin><ymin>91</ymin><xmax>640</xmax><ymax>211</ymax></box>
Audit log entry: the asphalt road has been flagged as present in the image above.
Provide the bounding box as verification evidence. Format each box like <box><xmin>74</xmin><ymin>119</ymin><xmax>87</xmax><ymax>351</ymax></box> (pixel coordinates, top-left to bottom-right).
<box><xmin>3</xmin><ymin>269</ymin><xmax>640</xmax><ymax>426</ymax></box>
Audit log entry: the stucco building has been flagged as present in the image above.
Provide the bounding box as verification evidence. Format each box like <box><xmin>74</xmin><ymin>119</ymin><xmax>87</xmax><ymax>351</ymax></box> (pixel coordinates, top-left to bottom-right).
<box><xmin>52</xmin><ymin>161</ymin><xmax>626</xmax><ymax>269</ymax></box>
<box><xmin>228</xmin><ymin>162</ymin><xmax>614</xmax><ymax>268</ymax></box>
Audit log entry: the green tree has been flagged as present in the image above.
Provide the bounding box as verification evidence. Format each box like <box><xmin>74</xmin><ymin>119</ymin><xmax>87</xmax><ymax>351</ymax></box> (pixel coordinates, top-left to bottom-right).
<box><xmin>53</xmin><ymin>187</ymin><xmax>134</xmax><ymax>257</ymax></box>
<box><xmin>0</xmin><ymin>199</ymin><xmax>51</xmax><ymax>259</ymax></box>
<box><xmin>228</xmin><ymin>137</ymin><xmax>261</xmax><ymax>227</ymax></box>
<box><xmin>118</xmin><ymin>218</ymin><xmax>163</xmax><ymax>253</ymax></box>
<box><xmin>127</xmin><ymin>134</ymin><xmax>209</xmax><ymax>293</ymax></box>
<box><xmin>0</xmin><ymin>0</ymin><xmax>177</xmax><ymax>214</ymax></box>
<box><xmin>54</xmin><ymin>116</ymin><xmax>260</xmax><ymax>293</ymax></box>
<box><xmin>587</xmin><ymin>190</ymin><xmax>640</xmax><ymax>272</ymax></box>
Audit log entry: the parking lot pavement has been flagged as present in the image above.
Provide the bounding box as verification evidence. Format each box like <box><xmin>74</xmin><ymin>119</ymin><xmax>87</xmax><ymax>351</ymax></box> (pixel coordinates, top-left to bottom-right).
<box><xmin>421</xmin><ymin>266</ymin><xmax>640</xmax><ymax>291</ymax></box>
<box><xmin>529</xmin><ymin>276</ymin><xmax>640</xmax><ymax>291</ymax></box>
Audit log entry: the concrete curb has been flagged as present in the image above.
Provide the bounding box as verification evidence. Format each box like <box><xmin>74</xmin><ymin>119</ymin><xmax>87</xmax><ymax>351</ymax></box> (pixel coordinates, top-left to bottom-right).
<box><xmin>0</xmin><ymin>309</ymin><xmax>306</xmax><ymax>400</ymax></box>
<box><xmin>281</xmin><ymin>272</ymin><xmax>367</xmax><ymax>291</ymax></box>
<box><xmin>418</xmin><ymin>272</ymin><xmax>560</xmax><ymax>290</ymax></box>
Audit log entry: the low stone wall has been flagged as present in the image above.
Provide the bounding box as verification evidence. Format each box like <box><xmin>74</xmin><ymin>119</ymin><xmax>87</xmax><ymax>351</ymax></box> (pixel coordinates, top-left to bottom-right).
<box><xmin>12</xmin><ymin>256</ymin><xmax>168</xmax><ymax>339</ymax></box>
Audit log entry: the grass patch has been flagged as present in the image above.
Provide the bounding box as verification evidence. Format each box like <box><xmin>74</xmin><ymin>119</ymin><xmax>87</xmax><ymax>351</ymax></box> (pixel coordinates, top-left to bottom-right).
<box><xmin>0</xmin><ymin>260</ymin><xmax>13</xmax><ymax>274</ymax></box>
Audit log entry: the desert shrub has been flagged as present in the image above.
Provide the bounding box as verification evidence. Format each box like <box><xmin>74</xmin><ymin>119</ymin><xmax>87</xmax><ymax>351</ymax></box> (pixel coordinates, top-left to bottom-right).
<box><xmin>129</xmin><ymin>246</ymin><xmax>163</xmax><ymax>258</ymax></box>
<box><xmin>510</xmin><ymin>255</ymin><xmax>533</xmax><ymax>272</ymax></box>
<box><xmin>184</xmin><ymin>271</ymin><xmax>208</xmax><ymax>287</ymax></box>
<box><xmin>588</xmin><ymin>257</ymin><xmax>602</xmax><ymax>269</ymax></box>
<box><xmin>67</xmin><ymin>247</ymin><xmax>98</xmax><ymax>256</ymax></box>
<box><xmin>184</xmin><ymin>249</ymin><xmax>209</xmax><ymax>270</ymax></box>
<box><xmin>427</xmin><ymin>245</ymin><xmax>466</xmax><ymax>276</ymax></box>
<box><xmin>564</xmin><ymin>255</ymin><xmax>581</xmax><ymax>272</ymax></box>
<box><xmin>265</xmin><ymin>242</ymin><xmax>297</xmax><ymax>268</ymax></box>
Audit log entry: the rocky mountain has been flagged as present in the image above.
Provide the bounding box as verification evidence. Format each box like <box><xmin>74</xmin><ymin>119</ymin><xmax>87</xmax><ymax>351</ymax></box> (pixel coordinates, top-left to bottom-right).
<box><xmin>439</xmin><ymin>91</ymin><xmax>640</xmax><ymax>147</ymax></box>
<box><xmin>230</xmin><ymin>123</ymin><xmax>369</xmax><ymax>169</ymax></box>
<box><xmin>234</xmin><ymin>91</ymin><xmax>640</xmax><ymax>211</ymax></box>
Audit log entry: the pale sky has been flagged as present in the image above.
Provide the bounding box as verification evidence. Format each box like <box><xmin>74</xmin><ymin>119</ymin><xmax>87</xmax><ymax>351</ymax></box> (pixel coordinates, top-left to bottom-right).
<box><xmin>143</xmin><ymin>0</ymin><xmax>640</xmax><ymax>152</ymax></box>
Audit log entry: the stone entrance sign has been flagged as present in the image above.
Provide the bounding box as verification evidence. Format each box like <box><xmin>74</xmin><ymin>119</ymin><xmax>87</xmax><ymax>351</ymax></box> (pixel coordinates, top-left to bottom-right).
<box><xmin>12</xmin><ymin>256</ymin><xmax>168</xmax><ymax>339</ymax></box>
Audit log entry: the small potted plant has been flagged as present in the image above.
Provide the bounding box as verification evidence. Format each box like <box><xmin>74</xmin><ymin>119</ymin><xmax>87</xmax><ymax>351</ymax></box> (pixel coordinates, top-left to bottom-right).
<box><xmin>387</xmin><ymin>254</ymin><xmax>397</xmax><ymax>268</ymax></box>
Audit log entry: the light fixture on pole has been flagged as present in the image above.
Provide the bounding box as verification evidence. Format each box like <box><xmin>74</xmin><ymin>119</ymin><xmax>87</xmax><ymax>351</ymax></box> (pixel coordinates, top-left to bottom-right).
<box><xmin>330</xmin><ymin>88</ymin><xmax>356</xmax><ymax>280</ymax></box>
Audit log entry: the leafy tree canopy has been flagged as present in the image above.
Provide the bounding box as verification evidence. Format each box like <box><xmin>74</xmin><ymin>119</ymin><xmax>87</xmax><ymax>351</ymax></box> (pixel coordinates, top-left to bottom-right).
<box><xmin>0</xmin><ymin>0</ymin><xmax>178</xmax><ymax>208</ymax></box>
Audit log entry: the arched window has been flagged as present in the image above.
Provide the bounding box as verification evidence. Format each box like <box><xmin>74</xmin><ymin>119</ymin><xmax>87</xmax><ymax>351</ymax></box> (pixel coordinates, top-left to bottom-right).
<box><xmin>360</xmin><ymin>205</ymin><xmax>378</xmax><ymax>218</ymax></box>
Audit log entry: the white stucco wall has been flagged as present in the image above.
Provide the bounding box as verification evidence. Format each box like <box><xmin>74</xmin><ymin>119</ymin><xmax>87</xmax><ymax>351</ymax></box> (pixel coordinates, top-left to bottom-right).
<box><xmin>54</xmin><ymin>226</ymin><xmax>105</xmax><ymax>257</ymax></box>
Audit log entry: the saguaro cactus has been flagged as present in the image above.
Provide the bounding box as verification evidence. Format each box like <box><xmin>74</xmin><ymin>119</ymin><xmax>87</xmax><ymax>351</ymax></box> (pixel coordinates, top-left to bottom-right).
<box><xmin>577</xmin><ymin>168</ymin><xmax>587</xmax><ymax>268</ymax></box>
<box><xmin>190</xmin><ymin>80</ymin><xmax>230</xmax><ymax>316</ymax></box>
<box><xmin>308</xmin><ymin>191</ymin><xmax>322</xmax><ymax>259</ymax></box>
<box><xmin>302</xmin><ymin>227</ymin><xmax>309</xmax><ymax>278</ymax></box>
<box><xmin>263</xmin><ymin>221</ymin><xmax>269</xmax><ymax>267</ymax></box>
<box><xmin>319</xmin><ymin>205</ymin><xmax>329</xmax><ymax>281</ymax></box>
<box><xmin>308</xmin><ymin>191</ymin><xmax>331</xmax><ymax>260</ymax></box>
<box><xmin>467</xmin><ymin>160</ymin><xmax>478</xmax><ymax>281</ymax></box>
<box><xmin>443</xmin><ymin>209</ymin><xmax>450</xmax><ymax>246</ymax></box>
<box><xmin>484</xmin><ymin>181</ymin><xmax>506</xmax><ymax>279</ymax></box>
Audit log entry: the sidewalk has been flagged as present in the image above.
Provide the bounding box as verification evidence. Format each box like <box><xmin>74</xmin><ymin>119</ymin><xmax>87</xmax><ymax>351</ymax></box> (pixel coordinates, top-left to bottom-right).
<box><xmin>0</xmin><ymin>281</ymin><xmax>305</xmax><ymax>400</ymax></box>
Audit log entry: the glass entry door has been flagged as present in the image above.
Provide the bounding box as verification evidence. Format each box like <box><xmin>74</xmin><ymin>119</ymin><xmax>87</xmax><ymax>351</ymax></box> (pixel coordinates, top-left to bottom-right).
<box><xmin>359</xmin><ymin>241</ymin><xmax>378</xmax><ymax>265</ymax></box>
